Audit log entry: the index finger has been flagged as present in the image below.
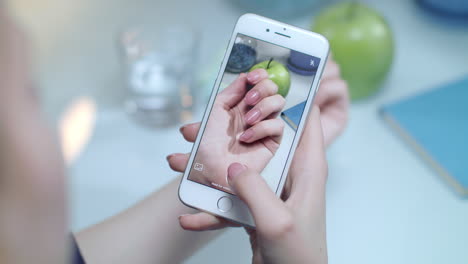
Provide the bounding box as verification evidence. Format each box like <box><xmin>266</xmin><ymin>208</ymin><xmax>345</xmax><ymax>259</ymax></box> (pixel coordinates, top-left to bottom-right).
<box><xmin>217</xmin><ymin>73</ymin><xmax>248</xmax><ymax>108</ymax></box>
<box><xmin>322</xmin><ymin>59</ymin><xmax>341</xmax><ymax>81</ymax></box>
<box><xmin>246</xmin><ymin>68</ymin><xmax>269</xmax><ymax>85</ymax></box>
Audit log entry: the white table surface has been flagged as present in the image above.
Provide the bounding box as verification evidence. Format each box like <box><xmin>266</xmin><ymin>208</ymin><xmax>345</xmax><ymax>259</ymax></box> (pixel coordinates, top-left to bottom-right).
<box><xmin>10</xmin><ymin>0</ymin><xmax>468</xmax><ymax>263</ymax></box>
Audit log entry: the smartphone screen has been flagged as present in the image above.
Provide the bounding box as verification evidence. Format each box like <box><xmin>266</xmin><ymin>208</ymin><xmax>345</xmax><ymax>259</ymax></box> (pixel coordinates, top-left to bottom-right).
<box><xmin>188</xmin><ymin>33</ymin><xmax>321</xmax><ymax>195</ymax></box>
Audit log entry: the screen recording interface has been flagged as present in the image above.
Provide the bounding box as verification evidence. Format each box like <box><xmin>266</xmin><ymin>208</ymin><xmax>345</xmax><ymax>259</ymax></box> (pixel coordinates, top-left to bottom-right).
<box><xmin>188</xmin><ymin>33</ymin><xmax>321</xmax><ymax>195</ymax></box>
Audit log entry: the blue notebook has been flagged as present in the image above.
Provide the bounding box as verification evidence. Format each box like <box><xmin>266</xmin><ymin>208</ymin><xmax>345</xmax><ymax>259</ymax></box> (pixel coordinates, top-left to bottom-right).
<box><xmin>281</xmin><ymin>101</ymin><xmax>306</xmax><ymax>131</ymax></box>
<box><xmin>381</xmin><ymin>76</ymin><xmax>468</xmax><ymax>196</ymax></box>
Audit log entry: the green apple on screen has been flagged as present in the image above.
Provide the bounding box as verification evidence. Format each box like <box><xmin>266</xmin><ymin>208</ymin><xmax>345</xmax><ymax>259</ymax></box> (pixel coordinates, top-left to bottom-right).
<box><xmin>250</xmin><ymin>58</ymin><xmax>291</xmax><ymax>97</ymax></box>
<box><xmin>313</xmin><ymin>2</ymin><xmax>394</xmax><ymax>100</ymax></box>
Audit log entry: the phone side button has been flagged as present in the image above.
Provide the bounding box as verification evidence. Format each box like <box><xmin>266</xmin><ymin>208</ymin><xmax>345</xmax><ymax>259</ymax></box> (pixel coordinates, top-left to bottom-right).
<box><xmin>217</xmin><ymin>196</ymin><xmax>233</xmax><ymax>212</ymax></box>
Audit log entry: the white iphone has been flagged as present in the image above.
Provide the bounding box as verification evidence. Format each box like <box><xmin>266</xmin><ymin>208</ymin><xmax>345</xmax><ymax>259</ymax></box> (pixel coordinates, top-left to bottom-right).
<box><xmin>179</xmin><ymin>14</ymin><xmax>329</xmax><ymax>227</ymax></box>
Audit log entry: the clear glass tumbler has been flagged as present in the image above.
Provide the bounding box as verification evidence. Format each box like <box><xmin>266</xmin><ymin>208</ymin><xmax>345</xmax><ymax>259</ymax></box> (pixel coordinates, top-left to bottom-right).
<box><xmin>119</xmin><ymin>25</ymin><xmax>198</xmax><ymax>127</ymax></box>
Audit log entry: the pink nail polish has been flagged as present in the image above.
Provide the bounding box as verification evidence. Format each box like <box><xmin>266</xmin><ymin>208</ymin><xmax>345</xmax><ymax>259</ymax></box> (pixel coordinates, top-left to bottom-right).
<box><xmin>245</xmin><ymin>90</ymin><xmax>260</xmax><ymax>105</ymax></box>
<box><xmin>178</xmin><ymin>214</ymin><xmax>190</xmax><ymax>220</ymax></box>
<box><xmin>245</xmin><ymin>109</ymin><xmax>261</xmax><ymax>124</ymax></box>
<box><xmin>247</xmin><ymin>72</ymin><xmax>260</xmax><ymax>83</ymax></box>
<box><xmin>179</xmin><ymin>125</ymin><xmax>186</xmax><ymax>134</ymax></box>
<box><xmin>240</xmin><ymin>129</ymin><xmax>254</xmax><ymax>142</ymax></box>
<box><xmin>166</xmin><ymin>154</ymin><xmax>174</xmax><ymax>161</ymax></box>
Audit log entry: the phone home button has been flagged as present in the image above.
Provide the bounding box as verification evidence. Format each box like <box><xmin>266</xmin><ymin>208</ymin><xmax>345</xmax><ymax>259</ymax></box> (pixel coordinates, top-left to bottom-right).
<box><xmin>217</xmin><ymin>196</ymin><xmax>233</xmax><ymax>212</ymax></box>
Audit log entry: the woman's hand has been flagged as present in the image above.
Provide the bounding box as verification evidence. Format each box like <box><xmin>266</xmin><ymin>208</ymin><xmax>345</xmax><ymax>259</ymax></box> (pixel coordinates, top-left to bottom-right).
<box><xmin>165</xmin><ymin>58</ymin><xmax>347</xmax><ymax>262</ymax></box>
<box><xmin>167</xmin><ymin>58</ymin><xmax>348</xmax><ymax>227</ymax></box>
<box><xmin>188</xmin><ymin>69</ymin><xmax>285</xmax><ymax>193</ymax></box>
<box><xmin>226</xmin><ymin>105</ymin><xmax>327</xmax><ymax>264</ymax></box>
<box><xmin>315</xmin><ymin>58</ymin><xmax>349</xmax><ymax>146</ymax></box>
<box><xmin>171</xmin><ymin>106</ymin><xmax>328</xmax><ymax>263</ymax></box>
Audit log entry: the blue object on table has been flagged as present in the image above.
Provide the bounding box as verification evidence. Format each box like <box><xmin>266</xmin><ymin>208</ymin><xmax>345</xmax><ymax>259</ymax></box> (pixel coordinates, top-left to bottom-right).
<box><xmin>381</xmin><ymin>76</ymin><xmax>468</xmax><ymax>196</ymax></box>
<box><xmin>417</xmin><ymin>0</ymin><xmax>468</xmax><ymax>17</ymax></box>
<box><xmin>287</xmin><ymin>50</ymin><xmax>320</xmax><ymax>76</ymax></box>
<box><xmin>281</xmin><ymin>101</ymin><xmax>306</xmax><ymax>130</ymax></box>
<box><xmin>226</xmin><ymin>43</ymin><xmax>257</xmax><ymax>73</ymax></box>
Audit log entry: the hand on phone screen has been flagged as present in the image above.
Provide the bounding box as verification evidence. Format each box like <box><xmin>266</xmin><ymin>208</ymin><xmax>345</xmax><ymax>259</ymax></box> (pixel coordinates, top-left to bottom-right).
<box><xmin>190</xmin><ymin>69</ymin><xmax>285</xmax><ymax>193</ymax></box>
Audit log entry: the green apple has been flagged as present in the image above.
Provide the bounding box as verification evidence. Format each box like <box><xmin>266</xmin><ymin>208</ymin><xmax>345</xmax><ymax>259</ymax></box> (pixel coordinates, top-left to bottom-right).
<box><xmin>313</xmin><ymin>2</ymin><xmax>394</xmax><ymax>100</ymax></box>
<box><xmin>250</xmin><ymin>58</ymin><xmax>291</xmax><ymax>97</ymax></box>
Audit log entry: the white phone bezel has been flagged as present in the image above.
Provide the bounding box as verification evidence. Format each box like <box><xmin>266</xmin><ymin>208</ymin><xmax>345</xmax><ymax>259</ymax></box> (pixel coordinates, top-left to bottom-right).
<box><xmin>179</xmin><ymin>13</ymin><xmax>329</xmax><ymax>227</ymax></box>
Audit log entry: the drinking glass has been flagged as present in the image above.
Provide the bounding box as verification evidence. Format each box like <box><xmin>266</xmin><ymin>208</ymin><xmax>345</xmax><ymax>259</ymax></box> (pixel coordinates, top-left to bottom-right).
<box><xmin>119</xmin><ymin>25</ymin><xmax>199</xmax><ymax>127</ymax></box>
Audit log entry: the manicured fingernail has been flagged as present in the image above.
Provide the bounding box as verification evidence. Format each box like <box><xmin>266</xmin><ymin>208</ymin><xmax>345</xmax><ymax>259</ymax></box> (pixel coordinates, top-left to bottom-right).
<box><xmin>178</xmin><ymin>214</ymin><xmax>190</xmax><ymax>220</ymax></box>
<box><xmin>247</xmin><ymin>72</ymin><xmax>260</xmax><ymax>83</ymax></box>
<box><xmin>227</xmin><ymin>163</ymin><xmax>246</xmax><ymax>182</ymax></box>
<box><xmin>179</xmin><ymin>125</ymin><xmax>186</xmax><ymax>134</ymax></box>
<box><xmin>239</xmin><ymin>129</ymin><xmax>254</xmax><ymax>142</ymax></box>
<box><xmin>180</xmin><ymin>122</ymin><xmax>198</xmax><ymax>134</ymax></box>
<box><xmin>167</xmin><ymin>153</ymin><xmax>181</xmax><ymax>162</ymax></box>
<box><xmin>245</xmin><ymin>90</ymin><xmax>260</xmax><ymax>105</ymax></box>
<box><xmin>245</xmin><ymin>109</ymin><xmax>260</xmax><ymax>124</ymax></box>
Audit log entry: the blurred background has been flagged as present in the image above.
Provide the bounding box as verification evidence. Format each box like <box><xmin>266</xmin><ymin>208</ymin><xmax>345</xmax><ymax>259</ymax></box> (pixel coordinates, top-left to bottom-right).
<box><xmin>7</xmin><ymin>0</ymin><xmax>468</xmax><ymax>263</ymax></box>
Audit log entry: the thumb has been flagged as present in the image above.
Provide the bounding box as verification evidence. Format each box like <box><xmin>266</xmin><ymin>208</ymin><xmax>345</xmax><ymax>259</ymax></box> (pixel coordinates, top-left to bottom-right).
<box><xmin>227</xmin><ymin>163</ymin><xmax>289</xmax><ymax>229</ymax></box>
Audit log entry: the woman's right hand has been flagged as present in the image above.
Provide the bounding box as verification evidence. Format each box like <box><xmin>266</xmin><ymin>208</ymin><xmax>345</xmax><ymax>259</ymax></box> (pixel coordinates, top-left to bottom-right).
<box><xmin>169</xmin><ymin>106</ymin><xmax>328</xmax><ymax>264</ymax></box>
<box><xmin>226</xmin><ymin>105</ymin><xmax>328</xmax><ymax>264</ymax></box>
<box><xmin>167</xmin><ymin>57</ymin><xmax>347</xmax><ymax>263</ymax></box>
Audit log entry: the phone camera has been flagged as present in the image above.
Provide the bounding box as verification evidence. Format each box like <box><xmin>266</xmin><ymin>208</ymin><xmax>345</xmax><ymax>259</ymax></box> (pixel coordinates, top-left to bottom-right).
<box><xmin>266</xmin><ymin>28</ymin><xmax>270</xmax><ymax>32</ymax></box>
